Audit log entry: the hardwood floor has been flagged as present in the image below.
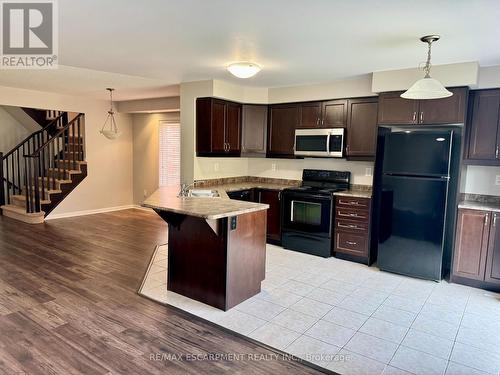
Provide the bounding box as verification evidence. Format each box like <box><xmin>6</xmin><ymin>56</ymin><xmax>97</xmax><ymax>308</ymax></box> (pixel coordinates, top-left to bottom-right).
<box><xmin>0</xmin><ymin>209</ymin><xmax>324</xmax><ymax>374</ymax></box>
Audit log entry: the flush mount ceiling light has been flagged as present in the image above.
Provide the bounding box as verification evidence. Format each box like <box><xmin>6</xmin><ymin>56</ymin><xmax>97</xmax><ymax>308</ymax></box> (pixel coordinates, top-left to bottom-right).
<box><xmin>100</xmin><ymin>88</ymin><xmax>122</xmax><ymax>140</ymax></box>
<box><xmin>227</xmin><ymin>62</ymin><xmax>261</xmax><ymax>79</ymax></box>
<box><xmin>401</xmin><ymin>35</ymin><xmax>453</xmax><ymax>100</ymax></box>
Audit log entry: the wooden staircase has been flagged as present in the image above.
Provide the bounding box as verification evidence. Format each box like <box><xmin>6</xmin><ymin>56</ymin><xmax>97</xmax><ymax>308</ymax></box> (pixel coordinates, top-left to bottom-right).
<box><xmin>0</xmin><ymin>112</ymin><xmax>87</xmax><ymax>224</ymax></box>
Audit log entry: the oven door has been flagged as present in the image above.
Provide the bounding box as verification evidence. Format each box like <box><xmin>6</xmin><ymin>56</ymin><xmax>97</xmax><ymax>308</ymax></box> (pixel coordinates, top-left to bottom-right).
<box><xmin>282</xmin><ymin>192</ymin><xmax>332</xmax><ymax>237</ymax></box>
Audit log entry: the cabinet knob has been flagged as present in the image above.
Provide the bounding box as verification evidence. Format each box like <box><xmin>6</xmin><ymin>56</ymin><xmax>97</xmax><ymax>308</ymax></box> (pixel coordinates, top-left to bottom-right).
<box><xmin>485</xmin><ymin>213</ymin><xmax>489</xmax><ymax>226</ymax></box>
<box><xmin>316</xmin><ymin>118</ymin><xmax>320</xmax><ymax>125</ymax></box>
<box><xmin>420</xmin><ymin>111</ymin><xmax>424</xmax><ymax>123</ymax></box>
<box><xmin>496</xmin><ymin>146</ymin><xmax>499</xmax><ymax>159</ymax></box>
<box><xmin>346</xmin><ymin>241</ymin><xmax>357</xmax><ymax>246</ymax></box>
<box><xmin>494</xmin><ymin>214</ymin><xmax>497</xmax><ymax>227</ymax></box>
<box><xmin>412</xmin><ymin>112</ymin><xmax>417</xmax><ymax>123</ymax></box>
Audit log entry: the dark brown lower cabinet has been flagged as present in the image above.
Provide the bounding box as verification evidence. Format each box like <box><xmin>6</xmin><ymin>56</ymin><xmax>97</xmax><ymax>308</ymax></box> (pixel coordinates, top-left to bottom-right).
<box><xmin>486</xmin><ymin>212</ymin><xmax>500</xmax><ymax>283</ymax></box>
<box><xmin>334</xmin><ymin>196</ymin><xmax>372</xmax><ymax>264</ymax></box>
<box><xmin>257</xmin><ymin>189</ymin><xmax>282</xmax><ymax>244</ymax></box>
<box><xmin>452</xmin><ymin>208</ymin><xmax>500</xmax><ymax>290</ymax></box>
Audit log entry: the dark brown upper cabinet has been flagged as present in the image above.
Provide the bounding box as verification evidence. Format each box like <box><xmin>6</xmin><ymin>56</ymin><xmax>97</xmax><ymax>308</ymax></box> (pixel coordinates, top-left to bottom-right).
<box><xmin>298</xmin><ymin>101</ymin><xmax>322</xmax><ymax>128</ymax></box>
<box><xmin>267</xmin><ymin>104</ymin><xmax>299</xmax><ymax>158</ymax></box>
<box><xmin>241</xmin><ymin>104</ymin><xmax>267</xmax><ymax>156</ymax></box>
<box><xmin>322</xmin><ymin>99</ymin><xmax>348</xmax><ymax>127</ymax></box>
<box><xmin>378</xmin><ymin>87</ymin><xmax>468</xmax><ymax>125</ymax></box>
<box><xmin>466</xmin><ymin>89</ymin><xmax>500</xmax><ymax>162</ymax></box>
<box><xmin>297</xmin><ymin>100</ymin><xmax>347</xmax><ymax>129</ymax></box>
<box><xmin>196</xmin><ymin>97</ymin><xmax>242</xmax><ymax>157</ymax></box>
<box><xmin>346</xmin><ymin>97</ymin><xmax>378</xmax><ymax>158</ymax></box>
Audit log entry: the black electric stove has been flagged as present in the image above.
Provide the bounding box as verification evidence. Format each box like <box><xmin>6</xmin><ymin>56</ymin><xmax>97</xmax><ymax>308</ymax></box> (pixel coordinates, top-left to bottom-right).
<box><xmin>281</xmin><ymin>169</ymin><xmax>350</xmax><ymax>257</ymax></box>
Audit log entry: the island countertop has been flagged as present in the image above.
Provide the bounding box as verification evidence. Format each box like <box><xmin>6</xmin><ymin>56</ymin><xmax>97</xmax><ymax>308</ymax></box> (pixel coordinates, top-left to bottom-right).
<box><xmin>142</xmin><ymin>186</ymin><xmax>269</xmax><ymax>220</ymax></box>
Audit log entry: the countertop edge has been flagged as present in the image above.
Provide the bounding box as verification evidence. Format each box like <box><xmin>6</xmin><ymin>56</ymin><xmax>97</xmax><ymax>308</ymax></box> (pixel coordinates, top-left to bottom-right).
<box><xmin>458</xmin><ymin>201</ymin><xmax>500</xmax><ymax>213</ymax></box>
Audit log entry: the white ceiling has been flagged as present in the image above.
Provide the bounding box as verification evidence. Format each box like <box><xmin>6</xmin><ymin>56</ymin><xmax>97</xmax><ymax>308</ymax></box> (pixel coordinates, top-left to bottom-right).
<box><xmin>1</xmin><ymin>0</ymin><xmax>499</xmax><ymax>99</ymax></box>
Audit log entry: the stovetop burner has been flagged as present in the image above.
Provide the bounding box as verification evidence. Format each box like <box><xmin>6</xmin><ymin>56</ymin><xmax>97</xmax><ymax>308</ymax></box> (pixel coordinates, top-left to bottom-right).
<box><xmin>284</xmin><ymin>169</ymin><xmax>351</xmax><ymax>196</ymax></box>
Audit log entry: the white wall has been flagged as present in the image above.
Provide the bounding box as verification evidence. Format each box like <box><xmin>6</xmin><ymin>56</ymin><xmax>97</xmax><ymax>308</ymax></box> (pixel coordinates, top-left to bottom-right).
<box><xmin>0</xmin><ymin>107</ymin><xmax>30</xmax><ymax>153</ymax></box>
<box><xmin>0</xmin><ymin>85</ymin><xmax>134</xmax><ymax>216</ymax></box>
<box><xmin>464</xmin><ymin>166</ymin><xmax>500</xmax><ymax>196</ymax></box>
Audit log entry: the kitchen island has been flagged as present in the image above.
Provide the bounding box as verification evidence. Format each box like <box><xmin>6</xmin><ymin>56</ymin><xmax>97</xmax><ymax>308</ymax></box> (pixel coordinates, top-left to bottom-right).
<box><xmin>142</xmin><ymin>186</ymin><xmax>269</xmax><ymax>311</ymax></box>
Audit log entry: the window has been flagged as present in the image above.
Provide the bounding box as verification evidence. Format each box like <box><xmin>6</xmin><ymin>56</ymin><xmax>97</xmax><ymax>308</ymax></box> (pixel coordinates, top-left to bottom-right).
<box><xmin>159</xmin><ymin>121</ymin><xmax>180</xmax><ymax>187</ymax></box>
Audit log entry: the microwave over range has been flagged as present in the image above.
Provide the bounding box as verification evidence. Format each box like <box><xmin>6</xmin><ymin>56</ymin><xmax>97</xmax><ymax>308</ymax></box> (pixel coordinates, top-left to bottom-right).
<box><xmin>294</xmin><ymin>128</ymin><xmax>345</xmax><ymax>158</ymax></box>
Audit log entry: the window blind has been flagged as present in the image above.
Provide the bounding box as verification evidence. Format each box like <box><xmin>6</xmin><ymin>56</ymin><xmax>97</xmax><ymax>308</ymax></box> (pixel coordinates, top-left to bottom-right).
<box><xmin>159</xmin><ymin>122</ymin><xmax>180</xmax><ymax>187</ymax></box>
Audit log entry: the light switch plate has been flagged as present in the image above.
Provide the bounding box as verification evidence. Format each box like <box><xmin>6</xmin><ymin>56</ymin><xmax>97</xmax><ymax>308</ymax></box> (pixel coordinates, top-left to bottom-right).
<box><xmin>271</xmin><ymin>163</ymin><xmax>277</xmax><ymax>172</ymax></box>
<box><xmin>365</xmin><ymin>167</ymin><xmax>372</xmax><ymax>177</ymax></box>
<box><xmin>495</xmin><ymin>175</ymin><xmax>500</xmax><ymax>185</ymax></box>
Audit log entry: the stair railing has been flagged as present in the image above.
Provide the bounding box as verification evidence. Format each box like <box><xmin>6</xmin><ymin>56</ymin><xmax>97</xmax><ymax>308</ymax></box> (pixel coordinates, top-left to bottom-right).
<box><xmin>1</xmin><ymin>112</ymin><xmax>68</xmax><ymax>209</ymax></box>
<box><xmin>24</xmin><ymin>113</ymin><xmax>85</xmax><ymax>213</ymax></box>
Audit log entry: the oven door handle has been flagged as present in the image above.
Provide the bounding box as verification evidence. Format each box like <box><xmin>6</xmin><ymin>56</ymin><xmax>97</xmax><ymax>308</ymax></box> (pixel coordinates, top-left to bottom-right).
<box><xmin>326</xmin><ymin>133</ymin><xmax>331</xmax><ymax>154</ymax></box>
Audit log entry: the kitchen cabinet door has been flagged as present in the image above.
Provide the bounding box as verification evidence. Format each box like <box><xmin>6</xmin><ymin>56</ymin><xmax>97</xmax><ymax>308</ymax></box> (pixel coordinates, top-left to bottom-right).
<box><xmin>258</xmin><ymin>189</ymin><xmax>281</xmax><ymax>244</ymax></box>
<box><xmin>418</xmin><ymin>87</ymin><xmax>467</xmax><ymax>125</ymax></box>
<box><xmin>226</xmin><ymin>102</ymin><xmax>242</xmax><ymax>155</ymax></box>
<box><xmin>196</xmin><ymin>97</ymin><xmax>226</xmax><ymax>154</ymax></box>
<box><xmin>346</xmin><ymin>97</ymin><xmax>378</xmax><ymax>157</ymax></box>
<box><xmin>377</xmin><ymin>92</ymin><xmax>419</xmax><ymax>125</ymax></box>
<box><xmin>298</xmin><ymin>102</ymin><xmax>322</xmax><ymax>128</ymax></box>
<box><xmin>321</xmin><ymin>100</ymin><xmax>347</xmax><ymax>127</ymax></box>
<box><xmin>486</xmin><ymin>211</ymin><xmax>500</xmax><ymax>284</ymax></box>
<box><xmin>267</xmin><ymin>104</ymin><xmax>298</xmax><ymax>157</ymax></box>
<box><xmin>452</xmin><ymin>209</ymin><xmax>490</xmax><ymax>281</ymax></box>
<box><xmin>467</xmin><ymin>89</ymin><xmax>500</xmax><ymax>160</ymax></box>
<box><xmin>242</xmin><ymin>105</ymin><xmax>267</xmax><ymax>156</ymax></box>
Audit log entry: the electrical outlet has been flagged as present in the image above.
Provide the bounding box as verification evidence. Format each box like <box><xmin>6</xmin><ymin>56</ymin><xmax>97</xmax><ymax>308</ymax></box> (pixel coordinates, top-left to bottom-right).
<box><xmin>365</xmin><ymin>167</ymin><xmax>372</xmax><ymax>177</ymax></box>
<box><xmin>271</xmin><ymin>163</ymin><xmax>277</xmax><ymax>172</ymax></box>
<box><xmin>496</xmin><ymin>175</ymin><xmax>500</xmax><ymax>185</ymax></box>
<box><xmin>214</xmin><ymin>163</ymin><xmax>219</xmax><ymax>172</ymax></box>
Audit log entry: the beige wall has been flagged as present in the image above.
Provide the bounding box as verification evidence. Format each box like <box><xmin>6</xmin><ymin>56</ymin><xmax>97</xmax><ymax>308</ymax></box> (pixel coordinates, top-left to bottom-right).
<box><xmin>0</xmin><ymin>107</ymin><xmax>30</xmax><ymax>153</ymax></box>
<box><xmin>187</xmin><ymin>78</ymin><xmax>376</xmax><ymax>185</ymax></box>
<box><xmin>0</xmin><ymin>85</ymin><xmax>134</xmax><ymax>217</ymax></box>
<box><xmin>132</xmin><ymin>112</ymin><xmax>180</xmax><ymax>204</ymax></box>
<box><xmin>464</xmin><ymin>166</ymin><xmax>500</xmax><ymax>196</ymax></box>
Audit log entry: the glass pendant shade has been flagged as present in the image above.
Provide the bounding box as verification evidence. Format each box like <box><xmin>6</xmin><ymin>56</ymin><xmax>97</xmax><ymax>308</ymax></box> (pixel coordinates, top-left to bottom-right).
<box><xmin>401</xmin><ymin>35</ymin><xmax>453</xmax><ymax>100</ymax></box>
<box><xmin>401</xmin><ymin>77</ymin><xmax>453</xmax><ymax>100</ymax></box>
<box><xmin>100</xmin><ymin>88</ymin><xmax>122</xmax><ymax>139</ymax></box>
<box><xmin>227</xmin><ymin>62</ymin><xmax>261</xmax><ymax>78</ymax></box>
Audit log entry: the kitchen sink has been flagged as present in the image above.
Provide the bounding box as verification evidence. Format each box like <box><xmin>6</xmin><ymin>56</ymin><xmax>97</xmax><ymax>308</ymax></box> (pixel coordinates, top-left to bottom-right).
<box><xmin>187</xmin><ymin>189</ymin><xmax>220</xmax><ymax>198</ymax></box>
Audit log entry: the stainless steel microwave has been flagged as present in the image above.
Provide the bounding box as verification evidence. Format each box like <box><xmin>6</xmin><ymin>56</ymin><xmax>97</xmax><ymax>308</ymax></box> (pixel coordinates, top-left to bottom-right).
<box><xmin>294</xmin><ymin>128</ymin><xmax>345</xmax><ymax>157</ymax></box>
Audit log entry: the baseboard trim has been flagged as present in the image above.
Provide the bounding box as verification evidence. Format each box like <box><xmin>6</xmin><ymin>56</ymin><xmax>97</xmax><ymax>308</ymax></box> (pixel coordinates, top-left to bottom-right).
<box><xmin>45</xmin><ymin>205</ymin><xmax>145</xmax><ymax>220</ymax></box>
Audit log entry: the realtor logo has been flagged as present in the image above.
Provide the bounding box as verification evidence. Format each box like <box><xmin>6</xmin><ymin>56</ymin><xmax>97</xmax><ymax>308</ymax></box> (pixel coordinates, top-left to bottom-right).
<box><xmin>1</xmin><ymin>0</ymin><xmax>58</xmax><ymax>68</ymax></box>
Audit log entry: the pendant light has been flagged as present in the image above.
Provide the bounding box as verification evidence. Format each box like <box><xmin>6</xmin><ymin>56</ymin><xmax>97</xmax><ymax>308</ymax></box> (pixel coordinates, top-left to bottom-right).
<box><xmin>401</xmin><ymin>35</ymin><xmax>452</xmax><ymax>100</ymax></box>
<box><xmin>100</xmin><ymin>88</ymin><xmax>122</xmax><ymax>140</ymax></box>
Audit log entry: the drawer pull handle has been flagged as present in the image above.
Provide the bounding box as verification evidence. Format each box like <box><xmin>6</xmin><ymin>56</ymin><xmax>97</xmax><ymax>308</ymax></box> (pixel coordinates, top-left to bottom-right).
<box><xmin>339</xmin><ymin>200</ymin><xmax>361</xmax><ymax>206</ymax></box>
<box><xmin>339</xmin><ymin>223</ymin><xmax>359</xmax><ymax>229</ymax></box>
<box><xmin>346</xmin><ymin>241</ymin><xmax>357</xmax><ymax>246</ymax></box>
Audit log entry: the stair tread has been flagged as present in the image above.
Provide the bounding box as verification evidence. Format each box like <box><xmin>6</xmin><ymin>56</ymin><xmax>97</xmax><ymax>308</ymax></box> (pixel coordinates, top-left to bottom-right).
<box><xmin>47</xmin><ymin>168</ymin><xmax>82</xmax><ymax>174</ymax></box>
<box><xmin>36</xmin><ymin>177</ymin><xmax>72</xmax><ymax>183</ymax></box>
<box><xmin>1</xmin><ymin>204</ymin><xmax>45</xmax><ymax>217</ymax></box>
<box><xmin>11</xmin><ymin>195</ymin><xmax>51</xmax><ymax>205</ymax></box>
<box><xmin>24</xmin><ymin>188</ymin><xmax>62</xmax><ymax>194</ymax></box>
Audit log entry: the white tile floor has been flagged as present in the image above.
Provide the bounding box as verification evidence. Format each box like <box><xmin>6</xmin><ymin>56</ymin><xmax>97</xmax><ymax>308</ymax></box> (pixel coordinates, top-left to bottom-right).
<box><xmin>140</xmin><ymin>244</ymin><xmax>500</xmax><ymax>375</ymax></box>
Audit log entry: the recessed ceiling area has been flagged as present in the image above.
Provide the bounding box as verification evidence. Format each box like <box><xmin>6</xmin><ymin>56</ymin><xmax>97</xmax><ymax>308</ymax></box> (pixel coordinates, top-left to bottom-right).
<box><xmin>0</xmin><ymin>0</ymin><xmax>499</xmax><ymax>97</ymax></box>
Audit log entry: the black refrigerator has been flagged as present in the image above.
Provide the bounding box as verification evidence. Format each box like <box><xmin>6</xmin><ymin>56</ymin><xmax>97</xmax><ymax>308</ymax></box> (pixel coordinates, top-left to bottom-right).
<box><xmin>373</xmin><ymin>127</ymin><xmax>461</xmax><ymax>281</ymax></box>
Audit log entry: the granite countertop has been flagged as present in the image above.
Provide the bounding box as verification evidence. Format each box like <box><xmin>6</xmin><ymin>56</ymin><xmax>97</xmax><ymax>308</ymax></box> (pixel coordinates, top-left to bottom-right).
<box><xmin>333</xmin><ymin>189</ymin><xmax>372</xmax><ymax>199</ymax></box>
<box><xmin>458</xmin><ymin>200</ymin><xmax>500</xmax><ymax>213</ymax></box>
<box><xmin>214</xmin><ymin>182</ymin><xmax>299</xmax><ymax>193</ymax></box>
<box><xmin>142</xmin><ymin>186</ymin><xmax>269</xmax><ymax>220</ymax></box>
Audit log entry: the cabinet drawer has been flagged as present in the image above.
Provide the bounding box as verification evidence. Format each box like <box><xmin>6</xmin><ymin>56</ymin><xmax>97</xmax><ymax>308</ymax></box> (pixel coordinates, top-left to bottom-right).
<box><xmin>335</xmin><ymin>219</ymin><xmax>368</xmax><ymax>233</ymax></box>
<box><xmin>336</xmin><ymin>207</ymin><xmax>369</xmax><ymax>222</ymax></box>
<box><xmin>336</xmin><ymin>196</ymin><xmax>370</xmax><ymax>209</ymax></box>
<box><xmin>335</xmin><ymin>231</ymin><xmax>368</xmax><ymax>257</ymax></box>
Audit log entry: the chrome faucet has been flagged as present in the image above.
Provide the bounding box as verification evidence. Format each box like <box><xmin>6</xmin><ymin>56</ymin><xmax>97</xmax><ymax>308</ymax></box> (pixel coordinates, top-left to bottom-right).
<box><xmin>178</xmin><ymin>183</ymin><xmax>195</xmax><ymax>197</ymax></box>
